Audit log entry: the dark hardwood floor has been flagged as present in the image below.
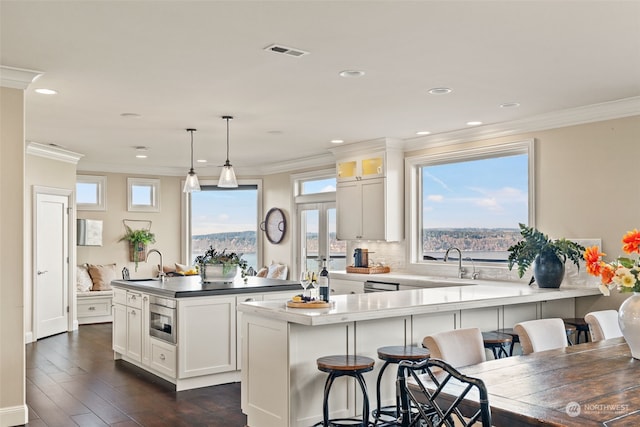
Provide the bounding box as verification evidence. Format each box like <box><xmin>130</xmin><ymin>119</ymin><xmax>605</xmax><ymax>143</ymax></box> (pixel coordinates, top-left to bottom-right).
<box><xmin>25</xmin><ymin>323</ymin><xmax>246</xmax><ymax>427</ymax></box>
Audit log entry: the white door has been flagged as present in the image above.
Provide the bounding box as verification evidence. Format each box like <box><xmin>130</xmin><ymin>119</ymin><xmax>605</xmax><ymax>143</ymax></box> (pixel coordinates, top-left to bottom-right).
<box><xmin>35</xmin><ymin>192</ymin><xmax>69</xmax><ymax>339</ymax></box>
<box><xmin>298</xmin><ymin>202</ymin><xmax>345</xmax><ymax>274</ymax></box>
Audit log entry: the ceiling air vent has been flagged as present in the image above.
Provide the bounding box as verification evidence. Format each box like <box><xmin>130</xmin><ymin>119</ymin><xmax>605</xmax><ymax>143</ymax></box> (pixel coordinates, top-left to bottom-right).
<box><xmin>264</xmin><ymin>44</ymin><xmax>309</xmax><ymax>58</ymax></box>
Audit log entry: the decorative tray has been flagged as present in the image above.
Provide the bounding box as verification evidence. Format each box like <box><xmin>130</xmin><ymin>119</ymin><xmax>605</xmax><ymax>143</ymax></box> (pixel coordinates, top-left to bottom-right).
<box><xmin>286</xmin><ymin>300</ymin><xmax>331</xmax><ymax>309</ymax></box>
<box><xmin>346</xmin><ymin>266</ymin><xmax>391</xmax><ymax>274</ymax></box>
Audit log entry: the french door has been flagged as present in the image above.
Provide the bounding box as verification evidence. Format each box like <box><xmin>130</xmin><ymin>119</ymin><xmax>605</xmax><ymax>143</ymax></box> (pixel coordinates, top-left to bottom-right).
<box><xmin>298</xmin><ymin>202</ymin><xmax>346</xmax><ymax>274</ymax></box>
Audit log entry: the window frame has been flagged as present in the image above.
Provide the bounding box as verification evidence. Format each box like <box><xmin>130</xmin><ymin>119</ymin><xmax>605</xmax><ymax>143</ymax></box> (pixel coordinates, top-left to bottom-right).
<box><xmin>127</xmin><ymin>177</ymin><xmax>160</xmax><ymax>212</ymax></box>
<box><xmin>181</xmin><ymin>178</ymin><xmax>263</xmax><ymax>266</ymax></box>
<box><xmin>406</xmin><ymin>139</ymin><xmax>535</xmax><ymax>266</ymax></box>
<box><xmin>76</xmin><ymin>174</ymin><xmax>107</xmax><ymax>211</ymax></box>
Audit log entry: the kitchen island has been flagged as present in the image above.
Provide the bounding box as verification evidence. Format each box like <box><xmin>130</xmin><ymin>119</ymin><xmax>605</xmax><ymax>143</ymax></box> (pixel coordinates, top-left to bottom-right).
<box><xmin>238</xmin><ymin>280</ymin><xmax>601</xmax><ymax>427</ymax></box>
<box><xmin>110</xmin><ymin>275</ymin><xmax>300</xmax><ymax>391</ymax></box>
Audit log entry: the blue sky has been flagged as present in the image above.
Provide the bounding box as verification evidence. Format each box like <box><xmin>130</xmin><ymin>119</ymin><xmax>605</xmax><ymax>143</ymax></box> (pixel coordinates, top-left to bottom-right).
<box><xmin>422</xmin><ymin>154</ymin><xmax>528</xmax><ymax>228</ymax></box>
<box><xmin>191</xmin><ymin>188</ymin><xmax>258</xmax><ymax>235</ymax></box>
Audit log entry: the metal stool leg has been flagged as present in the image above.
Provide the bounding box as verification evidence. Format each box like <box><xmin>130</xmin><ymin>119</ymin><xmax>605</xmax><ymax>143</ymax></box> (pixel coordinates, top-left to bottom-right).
<box><xmin>354</xmin><ymin>372</ymin><xmax>370</xmax><ymax>427</ymax></box>
<box><xmin>374</xmin><ymin>361</ymin><xmax>391</xmax><ymax>426</ymax></box>
<box><xmin>323</xmin><ymin>373</ymin><xmax>337</xmax><ymax>427</ymax></box>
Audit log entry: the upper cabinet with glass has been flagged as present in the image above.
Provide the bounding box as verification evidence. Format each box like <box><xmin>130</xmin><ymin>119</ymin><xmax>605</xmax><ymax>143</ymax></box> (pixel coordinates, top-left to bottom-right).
<box><xmin>336</xmin><ymin>154</ymin><xmax>385</xmax><ymax>182</ymax></box>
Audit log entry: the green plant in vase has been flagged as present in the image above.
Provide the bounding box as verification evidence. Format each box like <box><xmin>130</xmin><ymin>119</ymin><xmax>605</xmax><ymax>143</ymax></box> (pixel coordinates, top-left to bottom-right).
<box><xmin>507</xmin><ymin>223</ymin><xmax>585</xmax><ymax>288</ymax></box>
<box><xmin>119</xmin><ymin>225</ymin><xmax>156</xmax><ymax>271</ymax></box>
<box><xmin>195</xmin><ymin>246</ymin><xmax>248</xmax><ymax>282</ymax></box>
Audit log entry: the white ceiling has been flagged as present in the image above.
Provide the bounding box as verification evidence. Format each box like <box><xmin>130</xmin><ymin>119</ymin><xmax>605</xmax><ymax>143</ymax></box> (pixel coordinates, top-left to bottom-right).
<box><xmin>2</xmin><ymin>1</ymin><xmax>639</xmax><ymax>176</ymax></box>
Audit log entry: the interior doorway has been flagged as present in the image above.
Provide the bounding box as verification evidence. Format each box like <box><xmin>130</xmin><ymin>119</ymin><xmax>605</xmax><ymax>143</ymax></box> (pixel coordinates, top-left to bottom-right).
<box><xmin>33</xmin><ymin>188</ymin><xmax>72</xmax><ymax>339</ymax></box>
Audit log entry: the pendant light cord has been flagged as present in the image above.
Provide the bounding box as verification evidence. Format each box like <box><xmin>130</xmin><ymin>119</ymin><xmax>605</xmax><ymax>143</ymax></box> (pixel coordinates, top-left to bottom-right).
<box><xmin>190</xmin><ymin>130</ymin><xmax>195</xmax><ymax>170</ymax></box>
<box><xmin>223</xmin><ymin>116</ymin><xmax>233</xmax><ymax>165</ymax></box>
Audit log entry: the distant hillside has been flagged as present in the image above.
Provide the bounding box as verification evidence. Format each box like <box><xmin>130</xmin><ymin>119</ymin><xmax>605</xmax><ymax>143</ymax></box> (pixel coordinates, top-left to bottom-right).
<box><xmin>423</xmin><ymin>227</ymin><xmax>521</xmax><ymax>252</ymax></box>
<box><xmin>192</xmin><ymin>231</ymin><xmax>256</xmax><ymax>254</ymax></box>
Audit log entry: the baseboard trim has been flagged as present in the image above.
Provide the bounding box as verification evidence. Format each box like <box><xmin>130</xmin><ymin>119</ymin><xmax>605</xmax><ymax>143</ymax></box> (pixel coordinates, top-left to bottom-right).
<box><xmin>0</xmin><ymin>404</ymin><xmax>28</xmax><ymax>427</ymax></box>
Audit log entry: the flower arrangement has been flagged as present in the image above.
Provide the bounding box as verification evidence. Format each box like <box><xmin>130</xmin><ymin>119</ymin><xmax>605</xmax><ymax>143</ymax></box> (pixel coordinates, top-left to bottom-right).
<box><xmin>584</xmin><ymin>229</ymin><xmax>640</xmax><ymax>295</ymax></box>
<box><xmin>194</xmin><ymin>246</ymin><xmax>248</xmax><ymax>277</ymax></box>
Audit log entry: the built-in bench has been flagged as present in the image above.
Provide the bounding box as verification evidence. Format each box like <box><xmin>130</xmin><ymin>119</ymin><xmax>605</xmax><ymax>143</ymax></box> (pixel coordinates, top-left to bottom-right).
<box><xmin>77</xmin><ymin>290</ymin><xmax>113</xmax><ymax>324</ymax></box>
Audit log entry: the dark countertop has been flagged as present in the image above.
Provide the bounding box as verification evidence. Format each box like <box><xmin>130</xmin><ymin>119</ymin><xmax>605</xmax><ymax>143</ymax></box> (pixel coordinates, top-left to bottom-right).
<box><xmin>111</xmin><ymin>275</ymin><xmax>301</xmax><ymax>298</ymax></box>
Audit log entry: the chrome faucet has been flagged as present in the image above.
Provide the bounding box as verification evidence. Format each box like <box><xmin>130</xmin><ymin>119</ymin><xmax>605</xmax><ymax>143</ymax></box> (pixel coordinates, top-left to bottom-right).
<box><xmin>146</xmin><ymin>249</ymin><xmax>165</xmax><ymax>281</ymax></box>
<box><xmin>444</xmin><ymin>247</ymin><xmax>465</xmax><ymax>279</ymax></box>
<box><xmin>465</xmin><ymin>256</ymin><xmax>479</xmax><ymax>280</ymax></box>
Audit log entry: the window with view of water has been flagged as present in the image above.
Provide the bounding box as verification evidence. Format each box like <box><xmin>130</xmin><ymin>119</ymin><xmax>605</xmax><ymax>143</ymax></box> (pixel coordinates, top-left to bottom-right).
<box><xmin>189</xmin><ymin>184</ymin><xmax>259</xmax><ymax>271</ymax></box>
<box><xmin>418</xmin><ymin>142</ymin><xmax>532</xmax><ymax>263</ymax></box>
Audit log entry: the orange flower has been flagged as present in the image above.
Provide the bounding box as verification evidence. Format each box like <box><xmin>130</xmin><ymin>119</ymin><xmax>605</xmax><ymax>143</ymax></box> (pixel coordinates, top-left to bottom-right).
<box><xmin>600</xmin><ymin>263</ymin><xmax>615</xmax><ymax>285</ymax></box>
<box><xmin>584</xmin><ymin>246</ymin><xmax>605</xmax><ymax>276</ymax></box>
<box><xmin>622</xmin><ymin>229</ymin><xmax>640</xmax><ymax>254</ymax></box>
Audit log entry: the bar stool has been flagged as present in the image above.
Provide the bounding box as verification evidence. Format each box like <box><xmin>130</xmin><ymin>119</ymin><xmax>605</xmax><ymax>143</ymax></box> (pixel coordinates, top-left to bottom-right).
<box><xmin>492</xmin><ymin>328</ymin><xmax>520</xmax><ymax>356</ymax></box>
<box><xmin>316</xmin><ymin>355</ymin><xmax>375</xmax><ymax>427</ymax></box>
<box><xmin>563</xmin><ymin>318</ymin><xmax>589</xmax><ymax>344</ymax></box>
<box><xmin>373</xmin><ymin>346</ymin><xmax>430</xmax><ymax>426</ymax></box>
<box><xmin>482</xmin><ymin>331</ymin><xmax>513</xmax><ymax>359</ymax></box>
<box><xmin>565</xmin><ymin>324</ymin><xmax>577</xmax><ymax>345</ymax></box>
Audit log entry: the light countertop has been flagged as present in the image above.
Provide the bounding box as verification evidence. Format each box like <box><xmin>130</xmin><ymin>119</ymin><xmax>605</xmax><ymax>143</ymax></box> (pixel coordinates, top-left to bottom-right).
<box><xmin>237</xmin><ymin>281</ymin><xmax>601</xmax><ymax>326</ymax></box>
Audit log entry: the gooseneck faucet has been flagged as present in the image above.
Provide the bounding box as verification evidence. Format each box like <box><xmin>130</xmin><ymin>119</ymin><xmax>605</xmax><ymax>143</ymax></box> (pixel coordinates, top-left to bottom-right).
<box><xmin>146</xmin><ymin>248</ymin><xmax>165</xmax><ymax>281</ymax></box>
<box><xmin>444</xmin><ymin>246</ymin><xmax>465</xmax><ymax>279</ymax></box>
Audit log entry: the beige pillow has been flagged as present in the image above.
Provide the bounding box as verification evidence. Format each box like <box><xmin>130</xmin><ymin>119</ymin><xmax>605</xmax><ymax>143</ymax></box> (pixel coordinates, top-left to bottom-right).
<box><xmin>256</xmin><ymin>267</ymin><xmax>268</xmax><ymax>278</ymax></box>
<box><xmin>175</xmin><ymin>263</ymin><xmax>190</xmax><ymax>272</ymax></box>
<box><xmin>76</xmin><ymin>265</ymin><xmax>93</xmax><ymax>292</ymax></box>
<box><xmin>87</xmin><ymin>263</ymin><xmax>117</xmax><ymax>291</ymax></box>
<box><xmin>266</xmin><ymin>262</ymin><xmax>288</xmax><ymax>280</ymax></box>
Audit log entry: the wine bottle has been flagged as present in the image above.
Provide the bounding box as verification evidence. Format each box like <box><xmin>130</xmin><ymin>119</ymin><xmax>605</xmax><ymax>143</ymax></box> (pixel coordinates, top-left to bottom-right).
<box><xmin>319</xmin><ymin>258</ymin><xmax>330</xmax><ymax>302</ymax></box>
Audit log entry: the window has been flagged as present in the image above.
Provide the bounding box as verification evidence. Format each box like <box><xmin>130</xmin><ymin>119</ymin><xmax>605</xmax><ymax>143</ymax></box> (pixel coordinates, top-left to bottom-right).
<box><xmin>409</xmin><ymin>140</ymin><xmax>534</xmax><ymax>263</ymax></box>
<box><xmin>293</xmin><ymin>170</ymin><xmax>345</xmax><ymax>274</ymax></box>
<box><xmin>127</xmin><ymin>178</ymin><xmax>160</xmax><ymax>212</ymax></box>
<box><xmin>76</xmin><ymin>175</ymin><xmax>106</xmax><ymax>211</ymax></box>
<box><xmin>188</xmin><ymin>182</ymin><xmax>260</xmax><ymax>271</ymax></box>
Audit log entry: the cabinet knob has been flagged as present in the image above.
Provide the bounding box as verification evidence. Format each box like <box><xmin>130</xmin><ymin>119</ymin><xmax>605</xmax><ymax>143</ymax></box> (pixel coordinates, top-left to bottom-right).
<box><xmin>330</xmin><ymin>289</ymin><xmax>335</xmax><ymax>293</ymax></box>
<box><xmin>159</xmin><ymin>354</ymin><xmax>165</xmax><ymax>361</ymax></box>
<box><xmin>244</xmin><ymin>298</ymin><xmax>255</xmax><ymax>302</ymax></box>
<box><xmin>144</xmin><ymin>296</ymin><xmax>148</xmax><ymax>301</ymax></box>
<box><xmin>130</xmin><ymin>310</ymin><xmax>136</xmax><ymax>316</ymax></box>
<box><xmin>89</xmin><ymin>306</ymin><xmax>96</xmax><ymax>311</ymax></box>
<box><xmin>130</xmin><ymin>295</ymin><xmax>136</xmax><ymax>300</ymax></box>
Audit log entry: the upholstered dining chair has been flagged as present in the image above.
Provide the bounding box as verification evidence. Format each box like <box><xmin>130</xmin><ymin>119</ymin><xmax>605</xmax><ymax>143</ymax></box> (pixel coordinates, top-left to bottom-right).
<box><xmin>514</xmin><ymin>318</ymin><xmax>568</xmax><ymax>355</ymax></box>
<box><xmin>422</xmin><ymin>327</ymin><xmax>486</xmax><ymax>368</ymax></box>
<box><xmin>584</xmin><ymin>310</ymin><xmax>623</xmax><ymax>341</ymax></box>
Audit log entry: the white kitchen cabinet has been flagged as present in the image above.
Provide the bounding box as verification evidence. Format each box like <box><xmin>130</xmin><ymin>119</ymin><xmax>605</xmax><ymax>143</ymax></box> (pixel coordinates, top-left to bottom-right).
<box><xmin>235</xmin><ymin>293</ymin><xmax>264</xmax><ymax>369</ymax></box>
<box><xmin>330</xmin><ymin>278</ymin><xmax>364</xmax><ymax>295</ymax></box>
<box><xmin>149</xmin><ymin>337</ymin><xmax>176</xmax><ymax>378</ymax></box>
<box><xmin>332</xmin><ymin>138</ymin><xmax>404</xmax><ymax>241</ymax></box>
<box><xmin>112</xmin><ymin>288</ymin><xmax>147</xmax><ymax>364</ymax></box>
<box><xmin>178</xmin><ymin>295</ymin><xmax>236</xmax><ymax>378</ymax></box>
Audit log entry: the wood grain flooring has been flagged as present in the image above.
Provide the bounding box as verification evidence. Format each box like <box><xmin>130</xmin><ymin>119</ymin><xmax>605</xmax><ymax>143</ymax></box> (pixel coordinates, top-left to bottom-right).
<box><xmin>25</xmin><ymin>323</ymin><xmax>246</xmax><ymax>427</ymax></box>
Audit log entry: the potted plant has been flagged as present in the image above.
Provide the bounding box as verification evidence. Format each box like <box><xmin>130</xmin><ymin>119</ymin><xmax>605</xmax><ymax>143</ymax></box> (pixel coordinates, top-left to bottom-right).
<box><xmin>195</xmin><ymin>246</ymin><xmax>248</xmax><ymax>283</ymax></box>
<box><xmin>507</xmin><ymin>223</ymin><xmax>585</xmax><ymax>288</ymax></box>
<box><xmin>119</xmin><ymin>225</ymin><xmax>156</xmax><ymax>271</ymax></box>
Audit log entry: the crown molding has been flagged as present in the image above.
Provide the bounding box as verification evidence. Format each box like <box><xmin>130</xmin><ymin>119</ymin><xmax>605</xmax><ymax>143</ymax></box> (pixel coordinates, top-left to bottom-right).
<box><xmin>403</xmin><ymin>96</ymin><xmax>640</xmax><ymax>152</ymax></box>
<box><xmin>0</xmin><ymin>65</ymin><xmax>43</xmax><ymax>89</ymax></box>
<box><xmin>329</xmin><ymin>137</ymin><xmax>404</xmax><ymax>158</ymax></box>
<box><xmin>27</xmin><ymin>142</ymin><xmax>83</xmax><ymax>164</ymax></box>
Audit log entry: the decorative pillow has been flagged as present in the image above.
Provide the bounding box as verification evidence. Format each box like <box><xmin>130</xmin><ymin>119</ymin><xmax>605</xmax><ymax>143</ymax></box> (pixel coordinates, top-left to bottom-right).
<box><xmin>266</xmin><ymin>261</ymin><xmax>288</xmax><ymax>280</ymax></box>
<box><xmin>76</xmin><ymin>265</ymin><xmax>93</xmax><ymax>292</ymax></box>
<box><xmin>175</xmin><ymin>263</ymin><xmax>190</xmax><ymax>272</ymax></box>
<box><xmin>87</xmin><ymin>263</ymin><xmax>117</xmax><ymax>291</ymax></box>
<box><xmin>256</xmin><ymin>267</ymin><xmax>268</xmax><ymax>278</ymax></box>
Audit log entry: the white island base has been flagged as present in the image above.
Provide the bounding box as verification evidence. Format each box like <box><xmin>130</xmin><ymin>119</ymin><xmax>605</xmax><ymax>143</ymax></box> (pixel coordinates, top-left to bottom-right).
<box><xmin>239</xmin><ymin>282</ymin><xmax>600</xmax><ymax>427</ymax></box>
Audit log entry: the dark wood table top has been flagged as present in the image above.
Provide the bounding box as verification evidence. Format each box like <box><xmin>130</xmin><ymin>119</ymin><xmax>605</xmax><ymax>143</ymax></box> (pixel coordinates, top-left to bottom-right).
<box><xmin>415</xmin><ymin>338</ymin><xmax>640</xmax><ymax>426</ymax></box>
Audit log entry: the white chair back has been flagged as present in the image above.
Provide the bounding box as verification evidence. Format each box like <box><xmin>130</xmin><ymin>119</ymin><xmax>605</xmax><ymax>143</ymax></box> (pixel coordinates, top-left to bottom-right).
<box><xmin>585</xmin><ymin>310</ymin><xmax>622</xmax><ymax>341</ymax></box>
<box><xmin>514</xmin><ymin>318</ymin><xmax>567</xmax><ymax>355</ymax></box>
<box><xmin>422</xmin><ymin>327</ymin><xmax>486</xmax><ymax>368</ymax></box>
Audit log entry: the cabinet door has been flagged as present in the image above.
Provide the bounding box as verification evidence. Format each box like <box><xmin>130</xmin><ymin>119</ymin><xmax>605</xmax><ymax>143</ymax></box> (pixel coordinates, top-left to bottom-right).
<box><xmin>112</xmin><ymin>303</ymin><xmax>127</xmax><ymax>356</ymax></box>
<box><xmin>126</xmin><ymin>307</ymin><xmax>143</xmax><ymax>362</ymax></box>
<box><xmin>178</xmin><ymin>296</ymin><xmax>236</xmax><ymax>378</ymax></box>
<box><xmin>336</xmin><ymin>181</ymin><xmax>362</xmax><ymax>240</ymax></box>
<box><xmin>236</xmin><ymin>294</ymin><xmax>264</xmax><ymax>370</ymax></box>
<box><xmin>141</xmin><ymin>294</ymin><xmax>150</xmax><ymax>366</ymax></box>
<box><xmin>360</xmin><ymin>178</ymin><xmax>385</xmax><ymax>240</ymax></box>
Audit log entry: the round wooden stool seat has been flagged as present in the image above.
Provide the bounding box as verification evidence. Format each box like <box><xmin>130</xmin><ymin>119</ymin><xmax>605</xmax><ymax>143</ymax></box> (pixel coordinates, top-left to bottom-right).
<box><xmin>482</xmin><ymin>331</ymin><xmax>513</xmax><ymax>359</ymax></box>
<box><xmin>317</xmin><ymin>355</ymin><xmax>375</xmax><ymax>373</ymax></box>
<box><xmin>492</xmin><ymin>328</ymin><xmax>520</xmax><ymax>356</ymax></box>
<box><xmin>316</xmin><ymin>355</ymin><xmax>375</xmax><ymax>426</ymax></box>
<box><xmin>563</xmin><ymin>318</ymin><xmax>589</xmax><ymax>344</ymax></box>
<box><xmin>374</xmin><ymin>346</ymin><xmax>430</xmax><ymax>426</ymax></box>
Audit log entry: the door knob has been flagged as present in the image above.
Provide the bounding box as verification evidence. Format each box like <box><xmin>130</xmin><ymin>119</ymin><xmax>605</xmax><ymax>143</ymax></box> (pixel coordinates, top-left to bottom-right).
<box><xmin>37</xmin><ymin>270</ymin><xmax>48</xmax><ymax>275</ymax></box>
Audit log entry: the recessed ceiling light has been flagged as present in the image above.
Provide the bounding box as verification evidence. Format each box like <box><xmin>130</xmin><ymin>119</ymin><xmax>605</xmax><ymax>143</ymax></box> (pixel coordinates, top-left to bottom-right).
<box><xmin>196</xmin><ymin>159</ymin><xmax>207</xmax><ymax>163</ymax></box>
<box><xmin>134</xmin><ymin>146</ymin><xmax>148</xmax><ymax>151</ymax></box>
<box><xmin>121</xmin><ymin>113</ymin><xmax>141</xmax><ymax>118</ymax></box>
<box><xmin>466</xmin><ymin>121</ymin><xmax>483</xmax><ymax>126</ymax></box>
<box><xmin>35</xmin><ymin>88</ymin><xmax>57</xmax><ymax>95</ymax></box>
<box><xmin>331</xmin><ymin>139</ymin><xmax>344</xmax><ymax>144</ymax></box>
<box><xmin>500</xmin><ymin>102</ymin><xmax>521</xmax><ymax>108</ymax></box>
<box><xmin>339</xmin><ymin>70</ymin><xmax>365</xmax><ymax>78</ymax></box>
<box><xmin>135</xmin><ymin>154</ymin><xmax>147</xmax><ymax>159</ymax></box>
<box><xmin>428</xmin><ymin>87</ymin><xmax>452</xmax><ymax>95</ymax></box>
<box><xmin>416</xmin><ymin>131</ymin><xmax>431</xmax><ymax>135</ymax></box>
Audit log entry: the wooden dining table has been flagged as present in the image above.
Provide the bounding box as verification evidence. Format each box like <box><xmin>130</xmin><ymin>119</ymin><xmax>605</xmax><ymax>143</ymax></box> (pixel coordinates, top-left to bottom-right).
<box><xmin>412</xmin><ymin>337</ymin><xmax>640</xmax><ymax>426</ymax></box>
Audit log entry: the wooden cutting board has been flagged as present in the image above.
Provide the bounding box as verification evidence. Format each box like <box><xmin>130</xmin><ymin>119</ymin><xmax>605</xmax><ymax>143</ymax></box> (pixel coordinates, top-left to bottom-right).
<box><xmin>286</xmin><ymin>300</ymin><xmax>331</xmax><ymax>309</ymax></box>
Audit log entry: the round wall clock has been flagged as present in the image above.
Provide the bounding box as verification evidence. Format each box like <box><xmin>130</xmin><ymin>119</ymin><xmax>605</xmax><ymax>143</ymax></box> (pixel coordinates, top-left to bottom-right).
<box><xmin>261</xmin><ymin>208</ymin><xmax>286</xmax><ymax>244</ymax></box>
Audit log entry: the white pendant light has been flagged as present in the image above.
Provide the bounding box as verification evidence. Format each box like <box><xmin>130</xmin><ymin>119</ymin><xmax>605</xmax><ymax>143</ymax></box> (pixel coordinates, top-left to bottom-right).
<box><xmin>183</xmin><ymin>128</ymin><xmax>201</xmax><ymax>193</ymax></box>
<box><xmin>218</xmin><ymin>115</ymin><xmax>238</xmax><ymax>188</ymax></box>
